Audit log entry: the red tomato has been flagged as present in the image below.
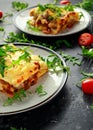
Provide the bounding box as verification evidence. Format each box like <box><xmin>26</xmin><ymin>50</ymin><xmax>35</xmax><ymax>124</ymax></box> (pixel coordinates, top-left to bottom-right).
<box><xmin>60</xmin><ymin>0</ymin><xmax>70</xmax><ymax>4</ymax></box>
<box><xmin>78</xmin><ymin>33</ymin><xmax>93</xmax><ymax>46</ymax></box>
<box><xmin>82</xmin><ymin>78</ymin><xmax>93</xmax><ymax>94</ymax></box>
<box><xmin>0</xmin><ymin>10</ymin><xmax>3</xmax><ymax>19</ymax></box>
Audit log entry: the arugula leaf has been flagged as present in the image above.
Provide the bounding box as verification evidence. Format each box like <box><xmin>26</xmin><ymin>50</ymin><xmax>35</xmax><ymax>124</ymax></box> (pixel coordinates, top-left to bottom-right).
<box><xmin>5</xmin><ymin>32</ymin><xmax>72</xmax><ymax>49</ymax></box>
<box><xmin>35</xmin><ymin>85</ymin><xmax>47</xmax><ymax>96</ymax></box>
<box><xmin>3</xmin><ymin>89</ymin><xmax>27</xmax><ymax>106</ymax></box>
<box><xmin>10</xmin><ymin>127</ymin><xmax>18</xmax><ymax>130</ymax></box>
<box><xmin>55</xmin><ymin>39</ymin><xmax>72</xmax><ymax>48</ymax></box>
<box><xmin>38</xmin><ymin>4</ymin><xmax>75</xmax><ymax>17</ymax></box>
<box><xmin>46</xmin><ymin>54</ymin><xmax>70</xmax><ymax>74</ymax></box>
<box><xmin>18</xmin><ymin>51</ymin><xmax>31</xmax><ymax>62</ymax></box>
<box><xmin>0</xmin><ymin>58</ymin><xmax>6</xmax><ymax>77</ymax></box>
<box><xmin>27</xmin><ymin>20</ymin><xmax>40</xmax><ymax>32</ymax></box>
<box><xmin>0</xmin><ymin>27</ymin><xmax>4</xmax><ymax>31</ymax></box>
<box><xmin>0</xmin><ymin>47</ymin><xmax>7</xmax><ymax>57</ymax></box>
<box><xmin>10</xmin><ymin>127</ymin><xmax>26</xmax><ymax>130</ymax></box>
<box><xmin>63</xmin><ymin>4</ymin><xmax>75</xmax><ymax>11</ymax></box>
<box><xmin>60</xmin><ymin>51</ymin><xmax>81</xmax><ymax>66</ymax></box>
<box><xmin>0</xmin><ymin>47</ymin><xmax>8</xmax><ymax>77</ymax></box>
<box><xmin>76</xmin><ymin>0</ymin><xmax>93</xmax><ymax>11</ymax></box>
<box><xmin>81</xmin><ymin>46</ymin><xmax>93</xmax><ymax>58</ymax></box>
<box><xmin>0</xmin><ymin>44</ymin><xmax>32</xmax><ymax>77</ymax></box>
<box><xmin>81</xmin><ymin>71</ymin><xmax>93</xmax><ymax>78</ymax></box>
<box><xmin>12</xmin><ymin>1</ymin><xmax>28</xmax><ymax>11</ymax></box>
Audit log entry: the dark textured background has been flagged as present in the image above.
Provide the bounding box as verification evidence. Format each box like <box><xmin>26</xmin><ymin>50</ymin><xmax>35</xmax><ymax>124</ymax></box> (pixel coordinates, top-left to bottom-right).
<box><xmin>0</xmin><ymin>0</ymin><xmax>93</xmax><ymax>130</ymax></box>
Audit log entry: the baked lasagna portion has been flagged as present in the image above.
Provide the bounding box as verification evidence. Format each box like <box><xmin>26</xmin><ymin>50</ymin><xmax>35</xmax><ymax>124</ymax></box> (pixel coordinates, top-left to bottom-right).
<box><xmin>28</xmin><ymin>4</ymin><xmax>80</xmax><ymax>34</ymax></box>
<box><xmin>0</xmin><ymin>44</ymin><xmax>48</xmax><ymax>97</ymax></box>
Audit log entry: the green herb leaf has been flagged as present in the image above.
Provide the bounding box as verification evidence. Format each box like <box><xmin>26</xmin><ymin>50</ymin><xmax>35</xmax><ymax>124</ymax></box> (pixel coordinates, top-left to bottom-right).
<box><xmin>18</xmin><ymin>51</ymin><xmax>31</xmax><ymax>62</ymax></box>
<box><xmin>12</xmin><ymin>1</ymin><xmax>28</xmax><ymax>11</ymax></box>
<box><xmin>81</xmin><ymin>71</ymin><xmax>93</xmax><ymax>78</ymax></box>
<box><xmin>10</xmin><ymin>127</ymin><xmax>26</xmax><ymax>130</ymax></box>
<box><xmin>63</xmin><ymin>4</ymin><xmax>75</xmax><ymax>11</ymax></box>
<box><xmin>0</xmin><ymin>58</ymin><xmax>6</xmax><ymax>77</ymax></box>
<box><xmin>81</xmin><ymin>46</ymin><xmax>93</xmax><ymax>58</ymax></box>
<box><xmin>46</xmin><ymin>53</ymin><xmax>70</xmax><ymax>74</ymax></box>
<box><xmin>0</xmin><ymin>27</ymin><xmax>4</xmax><ymax>31</ymax></box>
<box><xmin>35</xmin><ymin>85</ymin><xmax>47</xmax><ymax>96</ymax></box>
<box><xmin>60</xmin><ymin>51</ymin><xmax>81</xmax><ymax>66</ymax></box>
<box><xmin>75</xmin><ymin>0</ymin><xmax>93</xmax><ymax>11</ymax></box>
<box><xmin>3</xmin><ymin>89</ymin><xmax>27</xmax><ymax>106</ymax></box>
<box><xmin>27</xmin><ymin>20</ymin><xmax>40</xmax><ymax>32</ymax></box>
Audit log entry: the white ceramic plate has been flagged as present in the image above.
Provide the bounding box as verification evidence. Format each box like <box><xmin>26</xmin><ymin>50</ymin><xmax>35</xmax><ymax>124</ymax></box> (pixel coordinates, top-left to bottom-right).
<box><xmin>0</xmin><ymin>43</ymin><xmax>68</xmax><ymax>115</ymax></box>
<box><xmin>13</xmin><ymin>5</ymin><xmax>92</xmax><ymax>37</ymax></box>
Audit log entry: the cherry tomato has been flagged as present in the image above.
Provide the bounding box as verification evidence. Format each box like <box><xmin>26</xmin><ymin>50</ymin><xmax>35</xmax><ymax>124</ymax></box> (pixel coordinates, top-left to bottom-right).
<box><xmin>82</xmin><ymin>78</ymin><xmax>93</xmax><ymax>94</ymax></box>
<box><xmin>0</xmin><ymin>10</ymin><xmax>3</xmax><ymax>19</ymax></box>
<box><xmin>60</xmin><ymin>0</ymin><xmax>70</xmax><ymax>4</ymax></box>
<box><xmin>78</xmin><ymin>33</ymin><xmax>93</xmax><ymax>46</ymax></box>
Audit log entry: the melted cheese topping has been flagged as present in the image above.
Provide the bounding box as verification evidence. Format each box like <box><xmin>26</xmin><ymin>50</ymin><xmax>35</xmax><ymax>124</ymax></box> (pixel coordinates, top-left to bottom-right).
<box><xmin>29</xmin><ymin>4</ymin><xmax>80</xmax><ymax>34</ymax></box>
<box><xmin>0</xmin><ymin>45</ymin><xmax>48</xmax><ymax>89</ymax></box>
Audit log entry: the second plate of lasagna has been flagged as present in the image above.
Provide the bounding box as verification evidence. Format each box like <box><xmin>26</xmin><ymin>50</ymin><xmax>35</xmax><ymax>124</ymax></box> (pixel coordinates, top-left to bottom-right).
<box><xmin>0</xmin><ymin>43</ymin><xmax>68</xmax><ymax>115</ymax></box>
<box><xmin>13</xmin><ymin>4</ymin><xmax>92</xmax><ymax>37</ymax></box>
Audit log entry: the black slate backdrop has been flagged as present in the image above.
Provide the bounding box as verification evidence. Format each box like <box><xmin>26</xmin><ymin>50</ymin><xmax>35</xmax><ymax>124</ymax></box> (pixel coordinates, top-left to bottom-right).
<box><xmin>0</xmin><ymin>0</ymin><xmax>93</xmax><ymax>130</ymax></box>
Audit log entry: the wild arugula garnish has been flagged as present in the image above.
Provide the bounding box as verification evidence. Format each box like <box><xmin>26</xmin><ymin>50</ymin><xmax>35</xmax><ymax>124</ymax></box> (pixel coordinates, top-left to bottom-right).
<box><xmin>0</xmin><ymin>58</ymin><xmax>6</xmax><ymax>77</ymax></box>
<box><xmin>38</xmin><ymin>3</ymin><xmax>75</xmax><ymax>12</ymax></box>
<box><xmin>35</xmin><ymin>85</ymin><xmax>47</xmax><ymax>96</ymax></box>
<box><xmin>38</xmin><ymin>4</ymin><xmax>61</xmax><ymax>12</ymax></box>
<box><xmin>78</xmin><ymin>46</ymin><xmax>93</xmax><ymax>80</ymax></box>
<box><xmin>60</xmin><ymin>51</ymin><xmax>81</xmax><ymax>66</ymax></box>
<box><xmin>81</xmin><ymin>71</ymin><xmax>93</xmax><ymax>79</ymax></box>
<box><xmin>0</xmin><ymin>45</ymin><xmax>19</xmax><ymax>77</ymax></box>
<box><xmin>63</xmin><ymin>4</ymin><xmax>75</xmax><ymax>11</ymax></box>
<box><xmin>5</xmin><ymin>32</ymin><xmax>30</xmax><ymax>43</ymax></box>
<box><xmin>3</xmin><ymin>89</ymin><xmax>27</xmax><ymax>106</ymax></box>
<box><xmin>38</xmin><ymin>4</ymin><xmax>63</xmax><ymax>17</ymax></box>
<box><xmin>0</xmin><ymin>27</ymin><xmax>4</xmax><ymax>31</ymax></box>
<box><xmin>12</xmin><ymin>1</ymin><xmax>28</xmax><ymax>11</ymax></box>
<box><xmin>3</xmin><ymin>85</ymin><xmax>47</xmax><ymax>106</ymax></box>
<box><xmin>40</xmin><ymin>53</ymin><xmax>70</xmax><ymax>74</ymax></box>
<box><xmin>81</xmin><ymin>46</ymin><xmax>93</xmax><ymax>58</ymax></box>
<box><xmin>8</xmin><ymin>51</ymin><xmax>31</xmax><ymax>68</ymax></box>
<box><xmin>76</xmin><ymin>0</ymin><xmax>93</xmax><ymax>11</ymax></box>
<box><xmin>0</xmin><ymin>46</ymin><xmax>9</xmax><ymax>77</ymax></box>
<box><xmin>18</xmin><ymin>51</ymin><xmax>31</xmax><ymax>62</ymax></box>
<box><xmin>0</xmin><ymin>44</ymin><xmax>31</xmax><ymax>77</ymax></box>
<box><xmin>27</xmin><ymin>20</ymin><xmax>40</xmax><ymax>32</ymax></box>
<box><xmin>10</xmin><ymin>127</ymin><xmax>26</xmax><ymax>130</ymax></box>
<box><xmin>5</xmin><ymin>32</ymin><xmax>72</xmax><ymax>49</ymax></box>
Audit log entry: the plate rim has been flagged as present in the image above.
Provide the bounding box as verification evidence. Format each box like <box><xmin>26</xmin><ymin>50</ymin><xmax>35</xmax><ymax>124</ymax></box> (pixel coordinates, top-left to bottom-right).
<box><xmin>0</xmin><ymin>43</ymin><xmax>68</xmax><ymax>116</ymax></box>
<box><xmin>13</xmin><ymin>5</ymin><xmax>92</xmax><ymax>37</ymax></box>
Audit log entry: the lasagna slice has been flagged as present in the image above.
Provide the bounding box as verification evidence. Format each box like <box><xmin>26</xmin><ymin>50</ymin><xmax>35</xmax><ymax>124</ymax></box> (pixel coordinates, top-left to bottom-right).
<box><xmin>0</xmin><ymin>44</ymin><xmax>48</xmax><ymax>97</ymax></box>
<box><xmin>28</xmin><ymin>4</ymin><xmax>80</xmax><ymax>34</ymax></box>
